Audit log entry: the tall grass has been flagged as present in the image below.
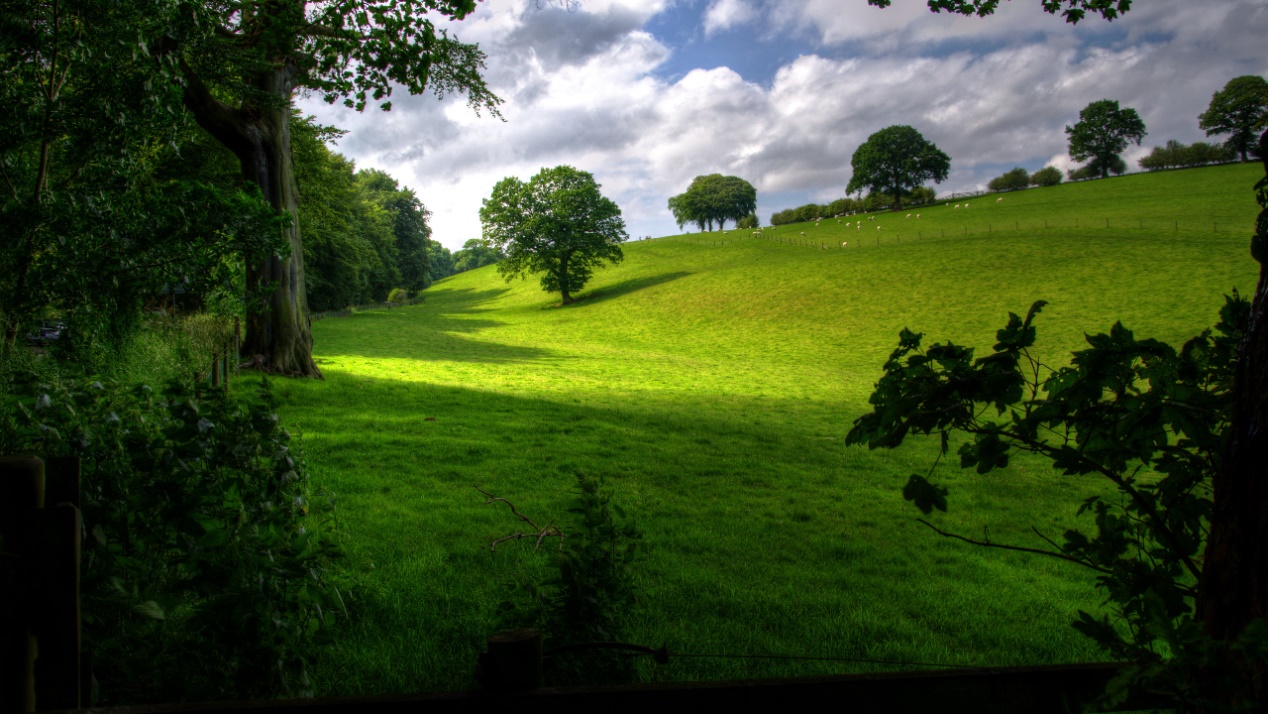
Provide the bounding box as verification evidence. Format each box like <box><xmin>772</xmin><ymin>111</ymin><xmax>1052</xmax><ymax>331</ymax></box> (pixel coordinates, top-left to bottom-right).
<box><xmin>274</xmin><ymin>163</ymin><xmax>1261</xmax><ymax>695</ymax></box>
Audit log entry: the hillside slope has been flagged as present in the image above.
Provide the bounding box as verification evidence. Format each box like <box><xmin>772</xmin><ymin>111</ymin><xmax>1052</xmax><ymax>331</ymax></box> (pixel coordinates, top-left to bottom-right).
<box><xmin>279</xmin><ymin>162</ymin><xmax>1262</xmax><ymax>695</ymax></box>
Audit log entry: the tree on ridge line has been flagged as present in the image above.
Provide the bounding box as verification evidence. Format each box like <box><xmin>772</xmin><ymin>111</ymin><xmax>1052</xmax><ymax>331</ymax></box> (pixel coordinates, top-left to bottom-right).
<box><xmin>846</xmin><ymin>125</ymin><xmax>950</xmax><ymax>210</ymax></box>
<box><xmin>480</xmin><ymin>165</ymin><xmax>627</xmax><ymax>305</ymax></box>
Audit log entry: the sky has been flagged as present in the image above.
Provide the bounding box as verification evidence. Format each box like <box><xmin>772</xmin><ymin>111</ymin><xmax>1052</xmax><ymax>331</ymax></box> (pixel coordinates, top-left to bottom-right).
<box><xmin>298</xmin><ymin>0</ymin><xmax>1268</xmax><ymax>250</ymax></box>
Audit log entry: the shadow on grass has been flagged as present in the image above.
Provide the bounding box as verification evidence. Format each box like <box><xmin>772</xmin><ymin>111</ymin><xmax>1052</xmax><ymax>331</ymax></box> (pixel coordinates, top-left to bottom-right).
<box><xmin>315</xmin><ymin>285</ymin><xmax>560</xmax><ymax>364</ymax></box>
<box><xmin>571</xmin><ymin>271</ymin><xmax>691</xmax><ymax>308</ymax></box>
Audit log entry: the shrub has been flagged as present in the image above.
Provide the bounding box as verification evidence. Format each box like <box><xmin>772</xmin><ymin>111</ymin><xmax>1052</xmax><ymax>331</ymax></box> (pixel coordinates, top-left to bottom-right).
<box><xmin>387</xmin><ymin>287</ymin><xmax>410</xmax><ymax>303</ymax></box>
<box><xmin>988</xmin><ymin>167</ymin><xmax>1030</xmax><ymax>192</ymax></box>
<box><xmin>1030</xmin><ymin>166</ymin><xmax>1063</xmax><ymax>187</ymax></box>
<box><xmin>2</xmin><ymin>375</ymin><xmax>350</xmax><ymax>704</ymax></box>
<box><xmin>736</xmin><ymin>213</ymin><xmax>761</xmax><ymax>229</ymax></box>
<box><xmin>489</xmin><ymin>475</ymin><xmax>645</xmax><ymax>686</ymax></box>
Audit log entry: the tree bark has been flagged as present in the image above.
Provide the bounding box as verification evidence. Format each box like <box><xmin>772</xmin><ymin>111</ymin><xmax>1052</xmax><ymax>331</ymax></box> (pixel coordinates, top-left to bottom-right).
<box><xmin>1195</xmin><ymin>128</ymin><xmax>1268</xmax><ymax>702</ymax></box>
<box><xmin>181</xmin><ymin>62</ymin><xmax>321</xmax><ymax>377</ymax></box>
<box><xmin>558</xmin><ymin>252</ymin><xmax>572</xmax><ymax>305</ymax></box>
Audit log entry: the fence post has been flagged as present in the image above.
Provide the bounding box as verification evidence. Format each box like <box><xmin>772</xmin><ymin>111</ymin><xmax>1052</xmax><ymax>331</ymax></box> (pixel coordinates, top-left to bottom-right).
<box><xmin>33</xmin><ymin>503</ymin><xmax>81</xmax><ymax>711</ymax></box>
<box><xmin>478</xmin><ymin>629</ymin><xmax>542</xmax><ymax>692</ymax></box>
<box><xmin>1</xmin><ymin>457</ymin><xmax>44</xmax><ymax>714</ymax></box>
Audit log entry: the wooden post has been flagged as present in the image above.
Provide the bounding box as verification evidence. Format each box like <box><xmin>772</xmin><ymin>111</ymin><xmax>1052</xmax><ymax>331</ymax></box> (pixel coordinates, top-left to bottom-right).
<box><xmin>1</xmin><ymin>456</ymin><xmax>44</xmax><ymax>714</ymax></box>
<box><xmin>478</xmin><ymin>629</ymin><xmax>543</xmax><ymax>692</ymax></box>
<box><xmin>32</xmin><ymin>504</ymin><xmax>81</xmax><ymax>711</ymax></box>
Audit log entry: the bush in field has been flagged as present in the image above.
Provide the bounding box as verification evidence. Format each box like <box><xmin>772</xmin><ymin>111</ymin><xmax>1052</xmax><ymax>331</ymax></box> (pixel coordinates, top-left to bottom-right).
<box><xmin>1030</xmin><ymin>166</ymin><xmax>1063</xmax><ymax>187</ymax></box>
<box><xmin>2</xmin><ymin>375</ymin><xmax>350</xmax><ymax>704</ymax></box>
<box><xmin>488</xmin><ymin>475</ymin><xmax>645</xmax><ymax>686</ymax></box>
<box><xmin>988</xmin><ymin>167</ymin><xmax>1031</xmax><ymax>192</ymax></box>
<box><xmin>387</xmin><ymin>287</ymin><xmax>410</xmax><ymax>303</ymax></box>
<box><xmin>736</xmin><ymin>213</ymin><xmax>761</xmax><ymax>229</ymax></box>
<box><xmin>908</xmin><ymin>186</ymin><xmax>937</xmax><ymax>205</ymax></box>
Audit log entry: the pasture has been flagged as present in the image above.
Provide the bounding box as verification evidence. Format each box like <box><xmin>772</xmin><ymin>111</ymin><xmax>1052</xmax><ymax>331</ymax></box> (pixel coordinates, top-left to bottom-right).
<box><xmin>274</xmin><ymin>163</ymin><xmax>1261</xmax><ymax>695</ymax></box>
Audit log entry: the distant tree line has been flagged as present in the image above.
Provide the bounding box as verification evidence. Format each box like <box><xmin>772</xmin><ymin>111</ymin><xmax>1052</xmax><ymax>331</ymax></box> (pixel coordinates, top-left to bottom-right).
<box><xmin>1138</xmin><ymin>140</ymin><xmax>1239</xmax><ymax>172</ymax></box>
<box><xmin>293</xmin><ymin>119</ymin><xmax>433</xmax><ymax>313</ymax></box>
<box><xmin>987</xmin><ymin>166</ymin><xmax>1063</xmax><ymax>192</ymax></box>
<box><xmin>769</xmin><ymin>187</ymin><xmax>936</xmax><ymax>226</ymax></box>
<box><xmin>425</xmin><ymin>239</ymin><xmax>505</xmax><ymax>283</ymax></box>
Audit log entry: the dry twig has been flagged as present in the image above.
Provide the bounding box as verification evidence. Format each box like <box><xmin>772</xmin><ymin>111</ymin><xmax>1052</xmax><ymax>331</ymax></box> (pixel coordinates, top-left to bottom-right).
<box><xmin>474</xmin><ymin>485</ymin><xmax>565</xmax><ymax>552</ymax></box>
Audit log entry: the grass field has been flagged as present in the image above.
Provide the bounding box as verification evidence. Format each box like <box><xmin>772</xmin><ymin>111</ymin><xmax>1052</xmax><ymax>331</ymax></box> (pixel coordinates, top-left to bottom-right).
<box><xmin>273</xmin><ymin>163</ymin><xmax>1262</xmax><ymax>696</ymax></box>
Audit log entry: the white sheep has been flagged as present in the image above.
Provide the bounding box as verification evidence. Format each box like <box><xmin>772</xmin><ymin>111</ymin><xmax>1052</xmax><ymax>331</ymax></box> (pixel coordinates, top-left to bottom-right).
<box><xmin>954</xmin><ymin>204</ymin><xmax>961</xmax><ymax>209</ymax></box>
<box><xmin>800</xmin><ymin>231</ymin><xmax>807</xmax><ymax>236</ymax></box>
<box><xmin>996</xmin><ymin>197</ymin><xmax>1004</xmax><ymax>203</ymax></box>
<box><xmin>877</xmin><ymin>225</ymin><xmax>882</xmax><ymax>231</ymax></box>
<box><xmin>906</xmin><ymin>214</ymin><xmax>912</xmax><ymax>218</ymax></box>
<box><xmin>964</xmin><ymin>203</ymin><xmax>970</xmax><ymax>208</ymax></box>
<box><xmin>916</xmin><ymin>214</ymin><xmax>921</xmax><ymax>219</ymax></box>
<box><xmin>841</xmin><ymin>241</ymin><xmax>849</xmax><ymax>248</ymax></box>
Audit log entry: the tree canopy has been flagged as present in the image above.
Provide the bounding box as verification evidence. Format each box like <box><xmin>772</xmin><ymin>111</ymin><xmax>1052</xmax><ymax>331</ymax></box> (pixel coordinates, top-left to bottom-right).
<box><xmin>1065</xmin><ymin>99</ymin><xmax>1146</xmax><ymax>180</ymax></box>
<box><xmin>1199</xmin><ymin>75</ymin><xmax>1268</xmax><ymax>163</ymax></box>
<box><xmin>667</xmin><ymin>174</ymin><xmax>757</xmax><ymax>232</ymax></box>
<box><xmin>480</xmin><ymin>166</ymin><xmax>627</xmax><ymax>305</ymax></box>
<box><xmin>845</xmin><ymin>126</ymin><xmax>950</xmax><ymax>210</ymax></box>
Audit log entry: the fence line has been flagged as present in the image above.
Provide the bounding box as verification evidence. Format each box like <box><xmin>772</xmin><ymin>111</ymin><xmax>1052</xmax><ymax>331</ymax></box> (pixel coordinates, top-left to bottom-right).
<box><xmin>667</xmin><ymin>216</ymin><xmax>1245</xmax><ymax>252</ymax></box>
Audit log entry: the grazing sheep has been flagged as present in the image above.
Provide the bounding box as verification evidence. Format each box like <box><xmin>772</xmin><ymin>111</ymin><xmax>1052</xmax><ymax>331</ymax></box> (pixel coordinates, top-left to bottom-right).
<box><xmin>868</xmin><ymin>216</ymin><xmax>876</xmax><ymax>221</ymax></box>
<box><xmin>842</xmin><ymin>241</ymin><xmax>848</xmax><ymax>248</ymax></box>
<box><xmin>800</xmin><ymin>231</ymin><xmax>807</xmax><ymax>236</ymax></box>
<box><xmin>954</xmin><ymin>204</ymin><xmax>960</xmax><ymax>209</ymax></box>
<box><xmin>964</xmin><ymin>203</ymin><xmax>969</xmax><ymax>208</ymax></box>
<box><xmin>996</xmin><ymin>197</ymin><xmax>1004</xmax><ymax>203</ymax></box>
<box><xmin>906</xmin><ymin>214</ymin><xmax>912</xmax><ymax>218</ymax></box>
<box><xmin>916</xmin><ymin>214</ymin><xmax>921</xmax><ymax>219</ymax></box>
<box><xmin>877</xmin><ymin>225</ymin><xmax>882</xmax><ymax>231</ymax></box>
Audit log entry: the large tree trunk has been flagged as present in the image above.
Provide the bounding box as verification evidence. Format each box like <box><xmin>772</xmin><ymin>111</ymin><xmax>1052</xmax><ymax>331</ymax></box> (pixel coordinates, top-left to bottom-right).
<box><xmin>181</xmin><ymin>63</ymin><xmax>321</xmax><ymax>377</ymax></box>
<box><xmin>1195</xmin><ymin>128</ymin><xmax>1268</xmax><ymax>703</ymax></box>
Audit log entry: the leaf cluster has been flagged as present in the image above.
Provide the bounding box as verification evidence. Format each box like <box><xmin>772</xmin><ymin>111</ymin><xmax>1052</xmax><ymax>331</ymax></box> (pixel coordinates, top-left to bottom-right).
<box><xmin>866</xmin><ymin>0</ymin><xmax>1133</xmax><ymax>24</ymax></box>
<box><xmin>2</xmin><ymin>375</ymin><xmax>351</xmax><ymax>703</ymax></box>
<box><xmin>846</xmin><ymin>293</ymin><xmax>1251</xmax><ymax>698</ymax></box>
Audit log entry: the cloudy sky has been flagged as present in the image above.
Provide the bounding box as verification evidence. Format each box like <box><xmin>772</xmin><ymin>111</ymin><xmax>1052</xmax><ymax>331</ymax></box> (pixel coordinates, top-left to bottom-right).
<box><xmin>298</xmin><ymin>0</ymin><xmax>1268</xmax><ymax>250</ymax></box>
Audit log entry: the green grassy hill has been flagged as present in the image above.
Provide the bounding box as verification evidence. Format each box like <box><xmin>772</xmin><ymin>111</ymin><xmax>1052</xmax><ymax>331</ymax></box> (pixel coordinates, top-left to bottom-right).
<box><xmin>276</xmin><ymin>162</ymin><xmax>1261</xmax><ymax>695</ymax></box>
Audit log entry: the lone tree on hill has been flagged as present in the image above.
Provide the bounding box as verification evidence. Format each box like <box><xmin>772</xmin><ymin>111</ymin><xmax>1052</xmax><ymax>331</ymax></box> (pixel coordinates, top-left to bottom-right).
<box><xmin>1065</xmin><ymin>99</ymin><xmax>1146</xmax><ymax>180</ymax></box>
<box><xmin>668</xmin><ymin>174</ymin><xmax>757</xmax><ymax>231</ymax></box>
<box><xmin>480</xmin><ymin>166</ymin><xmax>627</xmax><ymax>305</ymax></box>
<box><xmin>846</xmin><ymin>126</ymin><xmax>950</xmax><ymax>210</ymax></box>
<box><xmin>1199</xmin><ymin>75</ymin><xmax>1268</xmax><ymax>163</ymax></box>
<box><xmin>168</xmin><ymin>0</ymin><xmax>502</xmax><ymax>376</ymax></box>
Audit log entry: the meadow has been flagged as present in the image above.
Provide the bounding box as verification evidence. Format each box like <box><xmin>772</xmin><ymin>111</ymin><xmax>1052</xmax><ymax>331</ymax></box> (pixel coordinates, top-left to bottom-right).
<box><xmin>273</xmin><ymin>163</ymin><xmax>1262</xmax><ymax>695</ymax></box>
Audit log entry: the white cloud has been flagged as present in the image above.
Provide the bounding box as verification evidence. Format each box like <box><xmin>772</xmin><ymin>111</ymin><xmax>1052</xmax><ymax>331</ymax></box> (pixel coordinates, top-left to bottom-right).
<box><xmin>703</xmin><ymin>0</ymin><xmax>759</xmax><ymax>36</ymax></box>
<box><xmin>296</xmin><ymin>0</ymin><xmax>1268</xmax><ymax>249</ymax></box>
